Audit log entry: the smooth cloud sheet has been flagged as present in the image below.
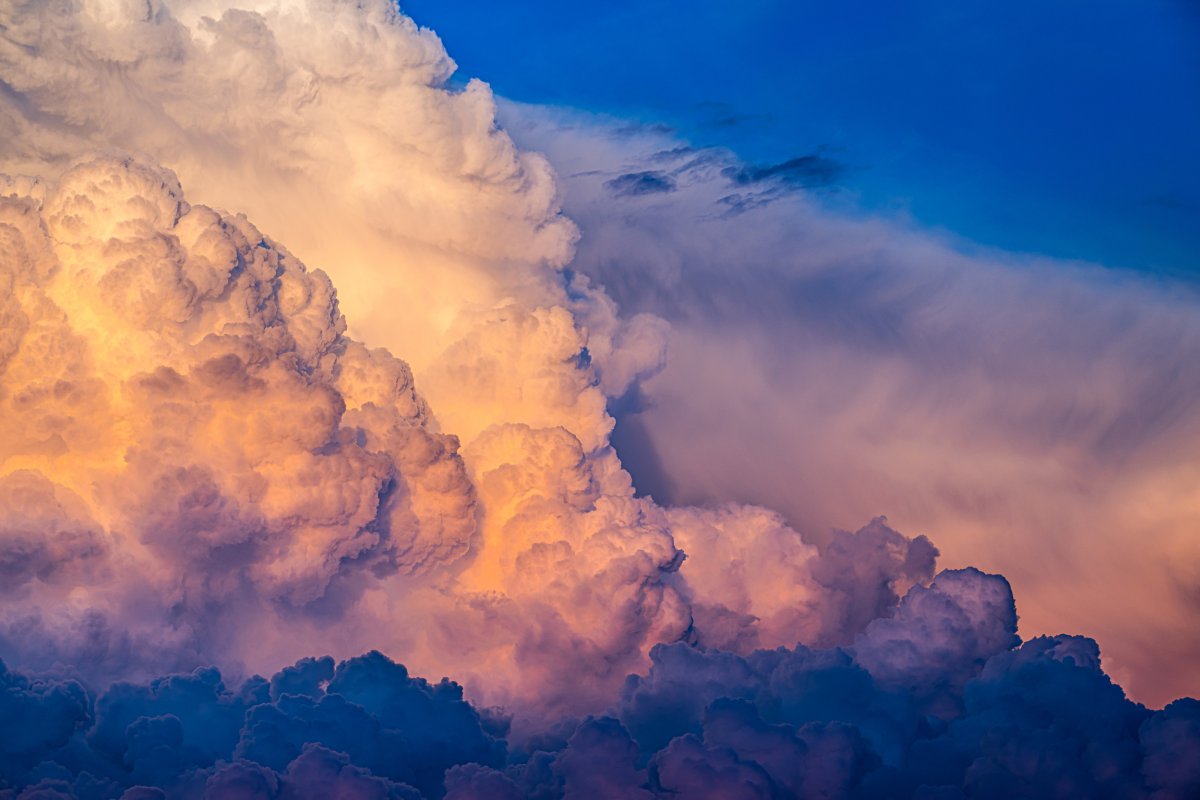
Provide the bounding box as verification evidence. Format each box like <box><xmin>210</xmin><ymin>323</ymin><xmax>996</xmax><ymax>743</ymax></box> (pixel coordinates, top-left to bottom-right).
<box><xmin>0</xmin><ymin>153</ymin><xmax>934</xmax><ymax>721</ymax></box>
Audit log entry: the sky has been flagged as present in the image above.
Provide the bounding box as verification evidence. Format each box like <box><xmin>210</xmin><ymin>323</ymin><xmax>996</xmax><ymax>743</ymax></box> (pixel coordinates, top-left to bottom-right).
<box><xmin>407</xmin><ymin>0</ymin><xmax>1200</xmax><ymax>276</ymax></box>
<box><xmin>0</xmin><ymin>1</ymin><xmax>1199</xmax><ymax>798</ymax></box>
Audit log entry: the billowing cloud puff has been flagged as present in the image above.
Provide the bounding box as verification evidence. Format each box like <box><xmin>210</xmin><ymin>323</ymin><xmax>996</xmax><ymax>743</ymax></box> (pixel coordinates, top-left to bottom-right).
<box><xmin>0</xmin><ymin>155</ymin><xmax>474</xmax><ymax>679</ymax></box>
<box><xmin>440</xmin><ymin>426</ymin><xmax>690</xmax><ymax>713</ymax></box>
<box><xmin>0</xmin><ymin>0</ymin><xmax>661</xmax><ymax>456</ymax></box>
<box><xmin>669</xmin><ymin>511</ymin><xmax>937</xmax><ymax>653</ymax></box>
<box><xmin>852</xmin><ymin>568</ymin><xmax>1019</xmax><ymax>715</ymax></box>
<box><xmin>0</xmin><ymin>0</ymin><xmax>566</xmax><ymax>266</ymax></box>
<box><xmin>0</xmin><ymin>153</ymin><xmax>937</xmax><ymax>723</ymax></box>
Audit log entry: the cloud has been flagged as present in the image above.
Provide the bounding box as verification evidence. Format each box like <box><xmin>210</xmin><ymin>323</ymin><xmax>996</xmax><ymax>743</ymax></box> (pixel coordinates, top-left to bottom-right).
<box><xmin>721</xmin><ymin>153</ymin><xmax>846</xmax><ymax>190</ymax></box>
<box><xmin>0</xmin><ymin>155</ymin><xmax>476</xmax><ymax>683</ymax></box>
<box><xmin>501</xmin><ymin>101</ymin><xmax>1200</xmax><ymax>706</ymax></box>
<box><xmin>608</xmin><ymin>570</ymin><xmax>1190</xmax><ymax>799</ymax></box>
<box><xmin>0</xmin><ymin>0</ymin><xmax>677</xmax><ymax>708</ymax></box>
<box><xmin>605</xmin><ymin>172</ymin><xmax>677</xmax><ymax>197</ymax></box>
<box><xmin>3</xmin><ymin>576</ymin><xmax>1197</xmax><ymax>798</ymax></box>
<box><xmin>851</xmin><ymin>568</ymin><xmax>1019</xmax><ymax>717</ymax></box>
<box><xmin>0</xmin><ymin>147</ymin><xmax>937</xmax><ymax>732</ymax></box>
<box><xmin>0</xmin><ymin>0</ymin><xmax>625</xmax><ymax>421</ymax></box>
<box><xmin>443</xmin><ymin>763</ymin><xmax>523</xmax><ymax>800</ymax></box>
<box><xmin>669</xmin><ymin>512</ymin><xmax>936</xmax><ymax>653</ymax></box>
<box><xmin>0</xmin><ymin>660</ymin><xmax>90</xmax><ymax>777</ymax></box>
<box><xmin>648</xmin><ymin>733</ymin><xmax>775</xmax><ymax>799</ymax></box>
<box><xmin>0</xmin><ymin>472</ymin><xmax>107</xmax><ymax>597</ymax></box>
<box><xmin>0</xmin><ymin>651</ymin><xmax>508</xmax><ymax>799</ymax></box>
<box><xmin>3</xmin><ymin>0</ymin><xmax>654</xmax><ymax>715</ymax></box>
<box><xmin>1140</xmin><ymin>698</ymin><xmax>1200</xmax><ymax>798</ymax></box>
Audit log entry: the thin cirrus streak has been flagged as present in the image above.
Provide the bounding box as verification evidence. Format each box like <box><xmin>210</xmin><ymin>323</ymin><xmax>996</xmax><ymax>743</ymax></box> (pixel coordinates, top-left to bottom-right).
<box><xmin>0</xmin><ymin>1</ymin><xmax>1197</xmax><ymax>799</ymax></box>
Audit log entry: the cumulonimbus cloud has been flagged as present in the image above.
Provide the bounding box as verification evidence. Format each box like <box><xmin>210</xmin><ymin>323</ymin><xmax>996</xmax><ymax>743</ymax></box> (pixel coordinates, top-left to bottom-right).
<box><xmin>0</xmin><ymin>1</ymin><xmax>1198</xmax><ymax>798</ymax></box>
<box><xmin>0</xmin><ymin>0</ymin><xmax>936</xmax><ymax>722</ymax></box>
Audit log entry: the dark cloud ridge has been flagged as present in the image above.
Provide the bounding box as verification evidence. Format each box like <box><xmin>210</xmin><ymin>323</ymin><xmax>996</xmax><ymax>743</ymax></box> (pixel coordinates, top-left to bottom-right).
<box><xmin>3</xmin><ymin>569</ymin><xmax>1198</xmax><ymax>800</ymax></box>
<box><xmin>605</xmin><ymin>172</ymin><xmax>678</xmax><ymax>197</ymax></box>
<box><xmin>722</xmin><ymin>154</ymin><xmax>847</xmax><ymax>191</ymax></box>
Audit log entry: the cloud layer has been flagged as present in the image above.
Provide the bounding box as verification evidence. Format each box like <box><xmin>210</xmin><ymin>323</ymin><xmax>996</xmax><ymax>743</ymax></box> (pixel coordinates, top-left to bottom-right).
<box><xmin>501</xmin><ymin>105</ymin><xmax>1200</xmax><ymax>705</ymax></box>
<box><xmin>3</xmin><ymin>571</ymin><xmax>1199</xmax><ymax>799</ymax></box>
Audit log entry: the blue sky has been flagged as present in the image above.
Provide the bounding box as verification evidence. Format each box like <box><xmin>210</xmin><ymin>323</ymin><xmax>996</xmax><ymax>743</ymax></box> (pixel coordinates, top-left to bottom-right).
<box><xmin>405</xmin><ymin>0</ymin><xmax>1200</xmax><ymax>277</ymax></box>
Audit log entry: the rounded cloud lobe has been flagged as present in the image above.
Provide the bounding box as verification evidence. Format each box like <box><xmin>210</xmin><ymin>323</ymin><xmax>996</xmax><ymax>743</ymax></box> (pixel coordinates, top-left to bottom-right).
<box><xmin>0</xmin><ymin>1</ymin><xmax>1197</xmax><ymax>798</ymax></box>
<box><xmin>0</xmin><ymin>155</ymin><xmax>475</xmax><ymax>680</ymax></box>
<box><xmin>0</xmin><ymin>155</ymin><xmax>988</xmax><ymax>797</ymax></box>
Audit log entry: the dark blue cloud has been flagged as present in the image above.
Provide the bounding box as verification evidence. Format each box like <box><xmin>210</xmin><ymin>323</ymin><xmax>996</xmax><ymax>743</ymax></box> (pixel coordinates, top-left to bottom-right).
<box><xmin>3</xmin><ymin>575</ymin><xmax>1199</xmax><ymax>799</ymax></box>
<box><xmin>605</xmin><ymin>172</ymin><xmax>677</xmax><ymax>197</ymax></box>
<box><xmin>0</xmin><ymin>652</ymin><xmax>503</xmax><ymax>800</ymax></box>
<box><xmin>722</xmin><ymin>154</ymin><xmax>846</xmax><ymax>191</ymax></box>
<box><xmin>0</xmin><ymin>661</ymin><xmax>90</xmax><ymax>777</ymax></box>
<box><xmin>1140</xmin><ymin>698</ymin><xmax>1200</xmax><ymax>798</ymax></box>
<box><xmin>206</xmin><ymin>744</ymin><xmax>422</xmax><ymax>800</ymax></box>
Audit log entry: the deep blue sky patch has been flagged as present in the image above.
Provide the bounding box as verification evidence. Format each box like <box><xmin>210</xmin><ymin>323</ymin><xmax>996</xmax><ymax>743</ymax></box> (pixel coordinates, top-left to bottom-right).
<box><xmin>405</xmin><ymin>0</ymin><xmax>1200</xmax><ymax>276</ymax></box>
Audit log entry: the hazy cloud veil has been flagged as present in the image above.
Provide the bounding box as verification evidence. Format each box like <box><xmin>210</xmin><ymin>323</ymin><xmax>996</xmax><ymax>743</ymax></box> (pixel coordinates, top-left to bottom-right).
<box><xmin>500</xmin><ymin>104</ymin><xmax>1200</xmax><ymax>707</ymax></box>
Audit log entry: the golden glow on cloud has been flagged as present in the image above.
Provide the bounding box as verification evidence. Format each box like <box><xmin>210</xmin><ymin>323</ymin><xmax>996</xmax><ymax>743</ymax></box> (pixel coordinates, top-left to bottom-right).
<box><xmin>1</xmin><ymin>0</ymin><xmax>1194</xmax><ymax>722</ymax></box>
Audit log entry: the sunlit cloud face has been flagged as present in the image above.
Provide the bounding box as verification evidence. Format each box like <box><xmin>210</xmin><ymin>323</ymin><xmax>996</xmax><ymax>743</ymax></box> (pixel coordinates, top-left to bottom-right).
<box><xmin>0</xmin><ymin>1</ymin><xmax>1198</xmax><ymax>798</ymax></box>
<box><xmin>0</xmin><ymin>155</ymin><xmax>478</xmax><ymax>678</ymax></box>
<box><xmin>0</xmin><ymin>151</ymin><xmax>935</xmax><ymax>729</ymax></box>
<box><xmin>0</xmin><ymin>1</ymin><xmax>939</xmax><ymax>719</ymax></box>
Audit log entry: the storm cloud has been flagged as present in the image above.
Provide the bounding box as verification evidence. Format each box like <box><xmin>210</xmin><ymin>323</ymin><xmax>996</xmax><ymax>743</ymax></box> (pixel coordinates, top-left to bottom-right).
<box><xmin>0</xmin><ymin>1</ymin><xmax>1197</xmax><ymax>798</ymax></box>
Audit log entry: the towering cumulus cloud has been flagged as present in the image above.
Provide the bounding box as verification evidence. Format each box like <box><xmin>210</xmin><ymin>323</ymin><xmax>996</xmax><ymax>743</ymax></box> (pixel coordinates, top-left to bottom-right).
<box><xmin>0</xmin><ymin>0</ymin><xmax>938</xmax><ymax>714</ymax></box>
<box><xmin>0</xmin><ymin>1</ymin><xmax>1197</xmax><ymax>798</ymax></box>
<box><xmin>0</xmin><ymin>152</ymin><xmax>931</xmax><ymax>723</ymax></box>
<box><xmin>0</xmin><ymin>155</ymin><xmax>475</xmax><ymax>678</ymax></box>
